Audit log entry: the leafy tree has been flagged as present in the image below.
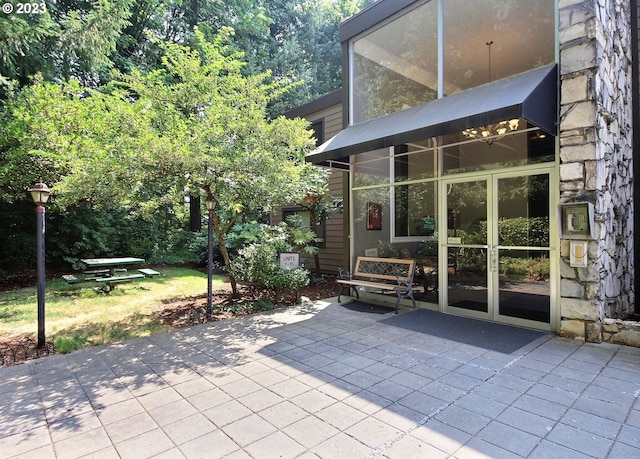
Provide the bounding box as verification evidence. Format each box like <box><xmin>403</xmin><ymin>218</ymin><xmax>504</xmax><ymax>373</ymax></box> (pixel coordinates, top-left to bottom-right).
<box><xmin>0</xmin><ymin>0</ymin><xmax>133</xmax><ymax>91</ymax></box>
<box><xmin>115</xmin><ymin>28</ymin><xmax>316</xmax><ymax>295</ymax></box>
<box><xmin>2</xmin><ymin>0</ymin><xmax>376</xmax><ymax>109</ymax></box>
<box><xmin>240</xmin><ymin>0</ymin><xmax>378</xmax><ymax>114</ymax></box>
<box><xmin>2</xmin><ymin>28</ymin><xmax>318</xmax><ymax>295</ymax></box>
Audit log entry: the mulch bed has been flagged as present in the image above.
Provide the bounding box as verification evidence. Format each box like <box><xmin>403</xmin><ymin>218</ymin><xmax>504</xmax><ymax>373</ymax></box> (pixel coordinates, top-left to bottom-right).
<box><xmin>0</xmin><ymin>334</ymin><xmax>55</xmax><ymax>366</ymax></box>
<box><xmin>0</xmin><ymin>275</ymin><xmax>340</xmax><ymax>367</ymax></box>
<box><xmin>155</xmin><ymin>277</ymin><xmax>340</xmax><ymax>328</ymax></box>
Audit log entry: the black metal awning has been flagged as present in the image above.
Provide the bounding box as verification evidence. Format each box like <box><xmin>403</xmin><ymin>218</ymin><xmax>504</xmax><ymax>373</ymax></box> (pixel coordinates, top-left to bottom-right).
<box><xmin>307</xmin><ymin>64</ymin><xmax>557</xmax><ymax>167</ymax></box>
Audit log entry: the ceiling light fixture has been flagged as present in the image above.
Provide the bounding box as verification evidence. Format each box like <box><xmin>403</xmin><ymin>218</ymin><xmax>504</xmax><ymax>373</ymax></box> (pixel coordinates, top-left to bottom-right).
<box><xmin>462</xmin><ymin>41</ymin><xmax>520</xmax><ymax>145</ymax></box>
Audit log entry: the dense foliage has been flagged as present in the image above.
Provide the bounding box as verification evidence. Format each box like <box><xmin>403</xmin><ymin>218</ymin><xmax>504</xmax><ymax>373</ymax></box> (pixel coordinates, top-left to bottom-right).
<box><xmin>232</xmin><ymin>221</ymin><xmax>314</xmax><ymax>294</ymax></box>
<box><xmin>1</xmin><ymin>1</ymin><xmax>378</xmax><ymax>290</ymax></box>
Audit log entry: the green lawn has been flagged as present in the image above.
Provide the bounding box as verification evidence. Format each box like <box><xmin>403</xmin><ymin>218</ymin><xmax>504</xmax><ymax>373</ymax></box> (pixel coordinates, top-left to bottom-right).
<box><xmin>0</xmin><ymin>267</ymin><xmax>227</xmax><ymax>353</ymax></box>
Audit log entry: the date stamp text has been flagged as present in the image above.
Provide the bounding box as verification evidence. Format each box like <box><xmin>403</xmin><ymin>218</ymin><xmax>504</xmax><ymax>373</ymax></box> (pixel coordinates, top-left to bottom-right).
<box><xmin>2</xmin><ymin>2</ymin><xmax>47</xmax><ymax>14</ymax></box>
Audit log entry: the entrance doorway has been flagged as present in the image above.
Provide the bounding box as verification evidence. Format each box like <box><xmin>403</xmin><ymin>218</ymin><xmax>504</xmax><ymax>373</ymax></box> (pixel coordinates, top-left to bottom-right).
<box><xmin>441</xmin><ymin>169</ymin><xmax>555</xmax><ymax>329</ymax></box>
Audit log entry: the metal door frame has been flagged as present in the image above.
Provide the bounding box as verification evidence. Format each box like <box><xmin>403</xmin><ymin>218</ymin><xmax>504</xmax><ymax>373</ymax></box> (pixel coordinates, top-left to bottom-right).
<box><xmin>440</xmin><ymin>166</ymin><xmax>557</xmax><ymax>331</ymax></box>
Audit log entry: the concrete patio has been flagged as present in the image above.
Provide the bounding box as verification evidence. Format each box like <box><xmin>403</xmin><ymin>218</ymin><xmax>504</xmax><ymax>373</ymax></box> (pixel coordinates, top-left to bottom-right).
<box><xmin>1</xmin><ymin>297</ymin><xmax>639</xmax><ymax>458</ymax></box>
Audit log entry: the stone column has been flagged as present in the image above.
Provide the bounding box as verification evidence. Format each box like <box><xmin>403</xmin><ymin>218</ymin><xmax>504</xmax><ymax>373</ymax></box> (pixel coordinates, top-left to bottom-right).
<box><xmin>558</xmin><ymin>0</ymin><xmax>634</xmax><ymax>342</ymax></box>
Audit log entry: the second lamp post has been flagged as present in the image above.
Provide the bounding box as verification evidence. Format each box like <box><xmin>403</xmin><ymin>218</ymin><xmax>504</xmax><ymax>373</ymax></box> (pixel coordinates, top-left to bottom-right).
<box><xmin>205</xmin><ymin>193</ymin><xmax>215</xmax><ymax>318</ymax></box>
<box><xmin>29</xmin><ymin>182</ymin><xmax>51</xmax><ymax>348</ymax></box>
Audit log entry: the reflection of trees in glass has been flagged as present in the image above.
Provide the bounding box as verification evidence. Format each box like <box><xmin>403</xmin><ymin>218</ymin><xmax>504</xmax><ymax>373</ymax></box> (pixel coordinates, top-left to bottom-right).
<box><xmin>394</xmin><ymin>182</ymin><xmax>437</xmax><ymax>237</ymax></box>
<box><xmin>352</xmin><ymin>0</ymin><xmax>438</xmax><ymax>123</ymax></box>
<box><xmin>352</xmin><ymin>0</ymin><xmax>554</xmax><ymax>121</ymax></box>
<box><xmin>399</xmin><ymin>4</ymin><xmax>438</xmax><ymax>70</ymax></box>
<box><xmin>352</xmin><ymin>187</ymin><xmax>390</xmax><ymax>226</ymax></box>
<box><xmin>446</xmin><ymin>181</ymin><xmax>487</xmax><ymax>210</ymax></box>
<box><xmin>498</xmin><ymin>218</ymin><xmax>549</xmax><ymax>247</ymax></box>
<box><xmin>498</xmin><ymin>175</ymin><xmax>549</xmax><ymax>209</ymax></box>
<box><xmin>500</xmin><ymin>252</ymin><xmax>550</xmax><ymax>281</ymax></box>
<box><xmin>353</xmin><ymin>57</ymin><xmax>437</xmax><ymax>123</ymax></box>
<box><xmin>498</xmin><ymin>175</ymin><xmax>550</xmax><ymax>247</ymax></box>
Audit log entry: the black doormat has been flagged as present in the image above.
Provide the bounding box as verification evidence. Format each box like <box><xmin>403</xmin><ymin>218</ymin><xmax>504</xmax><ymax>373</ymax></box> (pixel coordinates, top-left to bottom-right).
<box><xmin>341</xmin><ymin>302</ymin><xmax>395</xmax><ymax>314</ymax></box>
<box><xmin>380</xmin><ymin>308</ymin><xmax>548</xmax><ymax>354</ymax></box>
<box><xmin>449</xmin><ymin>300</ymin><xmax>488</xmax><ymax>312</ymax></box>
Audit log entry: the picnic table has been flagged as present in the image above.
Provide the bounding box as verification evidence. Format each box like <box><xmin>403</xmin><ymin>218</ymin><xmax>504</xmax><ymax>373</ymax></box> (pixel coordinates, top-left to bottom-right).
<box><xmin>81</xmin><ymin>257</ymin><xmax>145</xmax><ymax>276</ymax></box>
<box><xmin>63</xmin><ymin>257</ymin><xmax>159</xmax><ymax>291</ymax></box>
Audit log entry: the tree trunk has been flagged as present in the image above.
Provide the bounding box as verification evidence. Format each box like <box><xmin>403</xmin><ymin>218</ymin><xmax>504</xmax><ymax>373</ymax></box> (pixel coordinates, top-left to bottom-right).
<box><xmin>189</xmin><ymin>195</ymin><xmax>201</xmax><ymax>232</ymax></box>
<box><xmin>211</xmin><ymin>210</ymin><xmax>239</xmax><ymax>297</ymax></box>
<box><xmin>310</xmin><ymin>207</ymin><xmax>321</xmax><ymax>278</ymax></box>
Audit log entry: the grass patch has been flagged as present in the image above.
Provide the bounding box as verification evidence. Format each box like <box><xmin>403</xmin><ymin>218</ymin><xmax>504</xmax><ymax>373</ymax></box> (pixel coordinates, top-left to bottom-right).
<box><xmin>0</xmin><ymin>267</ymin><xmax>226</xmax><ymax>354</ymax></box>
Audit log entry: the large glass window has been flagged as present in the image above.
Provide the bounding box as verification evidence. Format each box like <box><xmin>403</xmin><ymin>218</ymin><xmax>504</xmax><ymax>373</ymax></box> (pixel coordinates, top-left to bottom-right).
<box><xmin>394</xmin><ymin>139</ymin><xmax>437</xmax><ymax>181</ymax></box>
<box><xmin>350</xmin><ymin>0</ymin><xmax>555</xmax><ymax>123</ymax></box>
<box><xmin>353</xmin><ymin>148</ymin><xmax>391</xmax><ymax>187</ymax></box>
<box><xmin>352</xmin><ymin>138</ymin><xmax>439</xmax><ymax>252</ymax></box>
<box><xmin>444</xmin><ymin>0</ymin><xmax>555</xmax><ymax>95</ymax></box>
<box><xmin>394</xmin><ymin>182</ymin><xmax>438</xmax><ymax>239</ymax></box>
<box><xmin>442</xmin><ymin>126</ymin><xmax>555</xmax><ymax>175</ymax></box>
<box><xmin>351</xmin><ymin>0</ymin><xmax>439</xmax><ymax>124</ymax></box>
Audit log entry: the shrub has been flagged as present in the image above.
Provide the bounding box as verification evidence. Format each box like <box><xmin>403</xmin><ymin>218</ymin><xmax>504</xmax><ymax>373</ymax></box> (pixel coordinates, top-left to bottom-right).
<box><xmin>500</xmin><ymin>256</ymin><xmax>550</xmax><ymax>281</ymax></box>
<box><xmin>232</xmin><ymin>225</ymin><xmax>310</xmax><ymax>295</ymax></box>
<box><xmin>498</xmin><ymin>217</ymin><xmax>549</xmax><ymax>247</ymax></box>
<box><xmin>233</xmin><ymin>242</ymin><xmax>310</xmax><ymax>292</ymax></box>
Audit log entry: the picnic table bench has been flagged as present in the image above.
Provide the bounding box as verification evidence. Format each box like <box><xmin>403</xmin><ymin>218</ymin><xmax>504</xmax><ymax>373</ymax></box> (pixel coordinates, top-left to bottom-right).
<box><xmin>337</xmin><ymin>256</ymin><xmax>422</xmax><ymax>313</ymax></box>
<box><xmin>95</xmin><ymin>273</ymin><xmax>145</xmax><ymax>291</ymax></box>
<box><xmin>62</xmin><ymin>258</ymin><xmax>160</xmax><ymax>290</ymax></box>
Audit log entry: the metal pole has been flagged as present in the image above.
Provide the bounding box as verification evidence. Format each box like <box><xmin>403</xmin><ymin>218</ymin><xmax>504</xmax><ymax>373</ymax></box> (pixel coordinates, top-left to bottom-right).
<box><xmin>36</xmin><ymin>204</ymin><xmax>46</xmax><ymax>348</ymax></box>
<box><xmin>206</xmin><ymin>209</ymin><xmax>213</xmax><ymax>318</ymax></box>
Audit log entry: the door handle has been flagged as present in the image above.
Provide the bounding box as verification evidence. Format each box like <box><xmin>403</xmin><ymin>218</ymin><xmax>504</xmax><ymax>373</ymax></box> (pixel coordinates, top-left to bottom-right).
<box><xmin>489</xmin><ymin>249</ymin><xmax>499</xmax><ymax>273</ymax></box>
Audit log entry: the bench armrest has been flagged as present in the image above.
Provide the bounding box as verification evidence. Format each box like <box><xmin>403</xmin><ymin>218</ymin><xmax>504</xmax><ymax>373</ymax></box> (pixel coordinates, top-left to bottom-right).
<box><xmin>338</xmin><ymin>268</ymin><xmax>353</xmax><ymax>280</ymax></box>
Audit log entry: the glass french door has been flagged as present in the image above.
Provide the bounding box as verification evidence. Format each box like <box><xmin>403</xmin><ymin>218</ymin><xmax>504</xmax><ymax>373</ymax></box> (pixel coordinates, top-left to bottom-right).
<box><xmin>441</xmin><ymin>170</ymin><xmax>554</xmax><ymax>328</ymax></box>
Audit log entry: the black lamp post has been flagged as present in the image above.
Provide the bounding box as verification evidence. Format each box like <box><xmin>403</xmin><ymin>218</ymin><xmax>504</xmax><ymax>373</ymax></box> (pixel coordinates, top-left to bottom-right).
<box><xmin>205</xmin><ymin>193</ymin><xmax>215</xmax><ymax>318</ymax></box>
<box><xmin>29</xmin><ymin>182</ymin><xmax>51</xmax><ymax>348</ymax></box>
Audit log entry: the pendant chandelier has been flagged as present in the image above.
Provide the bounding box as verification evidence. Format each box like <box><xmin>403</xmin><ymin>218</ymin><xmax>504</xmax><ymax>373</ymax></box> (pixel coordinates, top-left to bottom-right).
<box><xmin>462</xmin><ymin>41</ymin><xmax>520</xmax><ymax>144</ymax></box>
<box><xmin>462</xmin><ymin>119</ymin><xmax>520</xmax><ymax>144</ymax></box>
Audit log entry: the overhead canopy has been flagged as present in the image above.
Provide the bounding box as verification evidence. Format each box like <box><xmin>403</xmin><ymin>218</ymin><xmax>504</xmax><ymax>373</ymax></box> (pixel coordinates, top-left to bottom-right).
<box><xmin>307</xmin><ymin>64</ymin><xmax>557</xmax><ymax>167</ymax></box>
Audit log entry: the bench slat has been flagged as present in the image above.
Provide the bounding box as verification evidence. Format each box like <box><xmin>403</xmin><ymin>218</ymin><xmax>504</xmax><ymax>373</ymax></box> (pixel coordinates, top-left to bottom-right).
<box><xmin>62</xmin><ymin>275</ymin><xmax>82</xmax><ymax>284</ymax></box>
<box><xmin>95</xmin><ymin>274</ymin><xmax>145</xmax><ymax>283</ymax></box>
<box><xmin>138</xmin><ymin>268</ymin><xmax>160</xmax><ymax>277</ymax></box>
<box><xmin>337</xmin><ymin>279</ymin><xmax>397</xmax><ymax>290</ymax></box>
<box><xmin>338</xmin><ymin>278</ymin><xmax>424</xmax><ymax>291</ymax></box>
<box><xmin>83</xmin><ymin>268</ymin><xmax>127</xmax><ymax>275</ymax></box>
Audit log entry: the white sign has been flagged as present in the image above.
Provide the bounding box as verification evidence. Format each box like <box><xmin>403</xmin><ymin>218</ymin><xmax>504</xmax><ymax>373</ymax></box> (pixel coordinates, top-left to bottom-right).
<box><xmin>279</xmin><ymin>252</ymin><xmax>300</xmax><ymax>270</ymax></box>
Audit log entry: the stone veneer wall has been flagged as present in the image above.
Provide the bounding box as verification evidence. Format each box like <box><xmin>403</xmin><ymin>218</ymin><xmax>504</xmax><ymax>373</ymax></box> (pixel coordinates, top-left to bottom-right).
<box><xmin>558</xmin><ymin>0</ymin><xmax>634</xmax><ymax>343</ymax></box>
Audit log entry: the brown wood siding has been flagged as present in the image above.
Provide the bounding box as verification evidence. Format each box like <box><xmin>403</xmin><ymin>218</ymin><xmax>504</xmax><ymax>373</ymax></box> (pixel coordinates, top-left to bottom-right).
<box><xmin>273</xmin><ymin>101</ymin><xmax>347</xmax><ymax>276</ymax></box>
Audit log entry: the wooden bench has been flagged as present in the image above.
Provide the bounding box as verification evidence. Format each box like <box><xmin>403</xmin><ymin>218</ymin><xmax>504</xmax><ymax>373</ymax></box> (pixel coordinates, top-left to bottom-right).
<box><xmin>337</xmin><ymin>256</ymin><xmax>421</xmax><ymax>313</ymax></box>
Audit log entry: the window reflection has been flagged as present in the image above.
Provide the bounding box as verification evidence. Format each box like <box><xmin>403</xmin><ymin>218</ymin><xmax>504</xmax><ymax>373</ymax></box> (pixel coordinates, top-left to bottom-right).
<box><xmin>442</xmin><ymin>126</ymin><xmax>555</xmax><ymax>174</ymax></box>
<box><xmin>394</xmin><ymin>182</ymin><xmax>438</xmax><ymax>238</ymax></box>
<box><xmin>499</xmin><ymin>250</ymin><xmax>550</xmax><ymax>322</ymax></box>
<box><xmin>444</xmin><ymin>0</ymin><xmax>555</xmax><ymax>95</ymax></box>
<box><xmin>394</xmin><ymin>140</ymin><xmax>437</xmax><ymax>181</ymax></box>
<box><xmin>498</xmin><ymin>174</ymin><xmax>550</xmax><ymax>247</ymax></box>
<box><xmin>353</xmin><ymin>149</ymin><xmax>390</xmax><ymax>187</ymax></box>
<box><xmin>350</xmin><ymin>0</ymin><xmax>555</xmax><ymax>122</ymax></box>
<box><xmin>352</xmin><ymin>0</ymin><xmax>438</xmax><ymax>124</ymax></box>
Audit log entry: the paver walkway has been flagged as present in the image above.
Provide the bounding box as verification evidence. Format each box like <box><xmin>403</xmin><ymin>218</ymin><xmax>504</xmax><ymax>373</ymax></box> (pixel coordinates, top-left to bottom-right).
<box><xmin>1</xmin><ymin>298</ymin><xmax>639</xmax><ymax>458</ymax></box>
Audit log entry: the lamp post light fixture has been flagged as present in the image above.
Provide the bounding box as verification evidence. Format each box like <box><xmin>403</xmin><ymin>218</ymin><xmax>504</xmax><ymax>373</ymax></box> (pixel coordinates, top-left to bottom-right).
<box><xmin>29</xmin><ymin>182</ymin><xmax>51</xmax><ymax>348</ymax></box>
<box><xmin>205</xmin><ymin>193</ymin><xmax>215</xmax><ymax>318</ymax></box>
